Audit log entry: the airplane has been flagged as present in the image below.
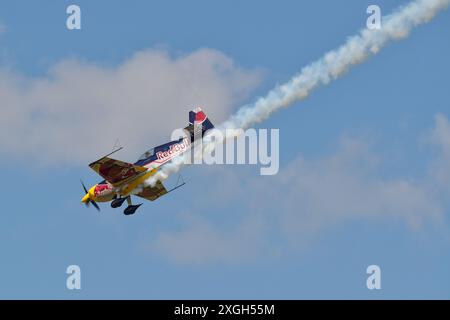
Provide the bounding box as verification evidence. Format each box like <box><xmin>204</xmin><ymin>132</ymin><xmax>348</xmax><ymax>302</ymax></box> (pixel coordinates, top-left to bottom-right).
<box><xmin>81</xmin><ymin>107</ymin><xmax>214</xmax><ymax>215</ymax></box>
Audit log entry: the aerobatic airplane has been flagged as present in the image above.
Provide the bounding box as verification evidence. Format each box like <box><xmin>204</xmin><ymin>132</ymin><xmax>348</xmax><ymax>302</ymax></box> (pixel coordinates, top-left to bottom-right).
<box><xmin>81</xmin><ymin>107</ymin><xmax>214</xmax><ymax>215</ymax></box>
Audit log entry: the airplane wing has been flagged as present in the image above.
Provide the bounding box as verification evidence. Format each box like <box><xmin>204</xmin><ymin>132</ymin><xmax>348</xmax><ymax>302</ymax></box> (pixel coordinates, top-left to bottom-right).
<box><xmin>89</xmin><ymin>157</ymin><xmax>147</xmax><ymax>187</ymax></box>
<box><xmin>134</xmin><ymin>180</ymin><xmax>168</xmax><ymax>201</ymax></box>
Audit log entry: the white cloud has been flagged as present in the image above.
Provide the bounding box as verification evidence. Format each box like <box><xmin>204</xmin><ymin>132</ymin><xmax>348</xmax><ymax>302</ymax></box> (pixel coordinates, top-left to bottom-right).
<box><xmin>272</xmin><ymin>137</ymin><xmax>443</xmax><ymax>240</ymax></box>
<box><xmin>0</xmin><ymin>48</ymin><xmax>262</xmax><ymax>165</ymax></box>
<box><xmin>151</xmin><ymin>213</ymin><xmax>268</xmax><ymax>265</ymax></box>
<box><xmin>151</xmin><ymin>117</ymin><xmax>449</xmax><ymax>265</ymax></box>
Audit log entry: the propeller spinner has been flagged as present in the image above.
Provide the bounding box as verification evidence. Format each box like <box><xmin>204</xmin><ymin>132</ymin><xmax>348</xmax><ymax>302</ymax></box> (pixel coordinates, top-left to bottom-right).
<box><xmin>81</xmin><ymin>180</ymin><xmax>100</xmax><ymax>211</ymax></box>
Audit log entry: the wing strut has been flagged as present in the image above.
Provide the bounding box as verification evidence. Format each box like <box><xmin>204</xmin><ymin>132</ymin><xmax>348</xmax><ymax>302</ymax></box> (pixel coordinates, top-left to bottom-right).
<box><xmin>167</xmin><ymin>174</ymin><xmax>187</xmax><ymax>193</ymax></box>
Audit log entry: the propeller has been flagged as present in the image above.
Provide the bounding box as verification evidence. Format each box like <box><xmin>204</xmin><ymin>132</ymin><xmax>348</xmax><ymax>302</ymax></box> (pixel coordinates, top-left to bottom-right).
<box><xmin>81</xmin><ymin>180</ymin><xmax>100</xmax><ymax>211</ymax></box>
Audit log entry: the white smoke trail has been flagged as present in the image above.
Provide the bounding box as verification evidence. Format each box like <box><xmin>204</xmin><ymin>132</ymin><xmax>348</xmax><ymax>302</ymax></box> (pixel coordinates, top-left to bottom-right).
<box><xmin>221</xmin><ymin>0</ymin><xmax>450</xmax><ymax>130</ymax></box>
<box><xmin>146</xmin><ymin>0</ymin><xmax>450</xmax><ymax>187</ymax></box>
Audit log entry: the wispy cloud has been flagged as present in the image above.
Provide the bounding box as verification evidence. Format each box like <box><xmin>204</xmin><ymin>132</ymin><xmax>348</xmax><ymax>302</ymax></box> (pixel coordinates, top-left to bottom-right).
<box><xmin>0</xmin><ymin>48</ymin><xmax>262</xmax><ymax>165</ymax></box>
<box><xmin>151</xmin><ymin>213</ymin><xmax>268</xmax><ymax>265</ymax></box>
<box><xmin>150</xmin><ymin>115</ymin><xmax>450</xmax><ymax>265</ymax></box>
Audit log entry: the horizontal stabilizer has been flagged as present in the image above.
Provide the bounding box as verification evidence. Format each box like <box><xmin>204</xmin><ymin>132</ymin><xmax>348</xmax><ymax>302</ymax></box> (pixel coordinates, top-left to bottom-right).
<box><xmin>134</xmin><ymin>180</ymin><xmax>168</xmax><ymax>201</ymax></box>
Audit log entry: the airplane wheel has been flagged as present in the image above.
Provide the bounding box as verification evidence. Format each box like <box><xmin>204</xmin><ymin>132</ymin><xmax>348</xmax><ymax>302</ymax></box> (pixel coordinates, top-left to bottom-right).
<box><xmin>111</xmin><ymin>197</ymin><xmax>127</xmax><ymax>208</ymax></box>
<box><xmin>123</xmin><ymin>204</ymin><xmax>142</xmax><ymax>215</ymax></box>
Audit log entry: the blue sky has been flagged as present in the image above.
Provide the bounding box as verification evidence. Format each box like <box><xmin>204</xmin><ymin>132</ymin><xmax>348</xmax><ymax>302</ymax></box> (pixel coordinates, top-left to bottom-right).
<box><xmin>0</xmin><ymin>0</ymin><xmax>449</xmax><ymax>299</ymax></box>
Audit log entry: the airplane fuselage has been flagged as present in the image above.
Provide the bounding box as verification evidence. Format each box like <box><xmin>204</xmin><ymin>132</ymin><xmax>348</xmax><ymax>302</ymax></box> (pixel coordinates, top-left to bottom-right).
<box><xmin>83</xmin><ymin>137</ymin><xmax>192</xmax><ymax>203</ymax></box>
<box><xmin>81</xmin><ymin>107</ymin><xmax>214</xmax><ymax>215</ymax></box>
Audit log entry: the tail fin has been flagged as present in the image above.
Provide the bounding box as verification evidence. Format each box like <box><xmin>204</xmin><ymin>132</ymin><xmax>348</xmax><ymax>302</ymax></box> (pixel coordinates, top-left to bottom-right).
<box><xmin>184</xmin><ymin>107</ymin><xmax>215</xmax><ymax>141</ymax></box>
<box><xmin>189</xmin><ymin>107</ymin><xmax>214</xmax><ymax>131</ymax></box>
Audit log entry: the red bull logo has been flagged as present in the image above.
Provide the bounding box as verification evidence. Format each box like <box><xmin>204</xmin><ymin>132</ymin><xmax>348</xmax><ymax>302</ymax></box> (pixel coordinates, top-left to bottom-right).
<box><xmin>195</xmin><ymin>110</ymin><xmax>207</xmax><ymax>123</ymax></box>
<box><xmin>156</xmin><ymin>137</ymin><xmax>190</xmax><ymax>161</ymax></box>
<box><xmin>94</xmin><ymin>183</ymin><xmax>113</xmax><ymax>196</ymax></box>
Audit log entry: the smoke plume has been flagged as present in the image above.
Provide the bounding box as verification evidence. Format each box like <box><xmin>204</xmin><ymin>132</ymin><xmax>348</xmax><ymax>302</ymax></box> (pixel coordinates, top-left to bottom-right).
<box><xmin>147</xmin><ymin>0</ymin><xmax>450</xmax><ymax>186</ymax></box>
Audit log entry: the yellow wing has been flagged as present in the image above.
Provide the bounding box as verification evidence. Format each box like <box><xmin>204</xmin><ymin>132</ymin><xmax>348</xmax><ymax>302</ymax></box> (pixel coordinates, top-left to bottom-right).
<box><xmin>134</xmin><ymin>181</ymin><xmax>168</xmax><ymax>201</ymax></box>
<box><xmin>89</xmin><ymin>157</ymin><xmax>147</xmax><ymax>187</ymax></box>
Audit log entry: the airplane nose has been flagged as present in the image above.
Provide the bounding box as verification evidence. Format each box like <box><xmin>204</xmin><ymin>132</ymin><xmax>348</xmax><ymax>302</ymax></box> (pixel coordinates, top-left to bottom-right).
<box><xmin>81</xmin><ymin>186</ymin><xmax>96</xmax><ymax>203</ymax></box>
<box><xmin>81</xmin><ymin>193</ymin><xmax>90</xmax><ymax>203</ymax></box>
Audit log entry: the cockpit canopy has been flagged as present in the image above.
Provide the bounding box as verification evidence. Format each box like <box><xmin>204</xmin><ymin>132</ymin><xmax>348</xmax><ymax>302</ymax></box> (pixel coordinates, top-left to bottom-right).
<box><xmin>137</xmin><ymin>148</ymin><xmax>155</xmax><ymax>161</ymax></box>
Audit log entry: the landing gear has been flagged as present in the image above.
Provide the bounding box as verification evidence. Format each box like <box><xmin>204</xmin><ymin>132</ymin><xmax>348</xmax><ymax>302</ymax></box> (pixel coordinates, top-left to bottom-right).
<box><xmin>122</xmin><ymin>196</ymin><xmax>142</xmax><ymax>215</ymax></box>
<box><xmin>111</xmin><ymin>196</ymin><xmax>142</xmax><ymax>215</ymax></box>
<box><xmin>111</xmin><ymin>197</ymin><xmax>127</xmax><ymax>208</ymax></box>
<box><xmin>124</xmin><ymin>204</ymin><xmax>142</xmax><ymax>215</ymax></box>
